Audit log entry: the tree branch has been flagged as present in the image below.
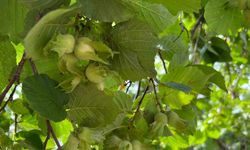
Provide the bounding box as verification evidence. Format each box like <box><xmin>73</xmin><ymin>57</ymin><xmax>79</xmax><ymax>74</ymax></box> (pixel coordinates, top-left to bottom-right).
<box><xmin>0</xmin><ymin>53</ymin><xmax>26</xmax><ymax>106</ymax></box>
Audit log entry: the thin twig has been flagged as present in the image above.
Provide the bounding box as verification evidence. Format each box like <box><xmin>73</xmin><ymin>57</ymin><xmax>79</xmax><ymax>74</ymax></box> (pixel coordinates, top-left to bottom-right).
<box><xmin>46</xmin><ymin>120</ymin><xmax>62</xmax><ymax>150</ymax></box>
<box><xmin>29</xmin><ymin>58</ymin><xmax>38</xmax><ymax>75</ymax></box>
<box><xmin>150</xmin><ymin>78</ymin><xmax>164</xmax><ymax>112</ymax></box>
<box><xmin>43</xmin><ymin>120</ymin><xmax>50</xmax><ymax>149</ymax></box>
<box><xmin>191</xmin><ymin>14</ymin><xmax>204</xmax><ymax>39</ymax></box>
<box><xmin>215</xmin><ymin>139</ymin><xmax>229</xmax><ymax>150</ymax></box>
<box><xmin>173</xmin><ymin>21</ymin><xmax>189</xmax><ymax>42</ymax></box>
<box><xmin>43</xmin><ymin>134</ymin><xmax>50</xmax><ymax>149</ymax></box>
<box><xmin>0</xmin><ymin>84</ymin><xmax>18</xmax><ymax>113</ymax></box>
<box><xmin>130</xmin><ymin>85</ymin><xmax>149</xmax><ymax>123</ymax></box>
<box><xmin>134</xmin><ymin>81</ymin><xmax>141</xmax><ymax>99</ymax></box>
<box><xmin>158</xmin><ymin>50</ymin><xmax>168</xmax><ymax>74</ymax></box>
<box><xmin>14</xmin><ymin>113</ymin><xmax>18</xmax><ymax>134</ymax></box>
<box><xmin>0</xmin><ymin>54</ymin><xmax>26</xmax><ymax>105</ymax></box>
<box><xmin>192</xmin><ymin>23</ymin><xmax>202</xmax><ymax>63</ymax></box>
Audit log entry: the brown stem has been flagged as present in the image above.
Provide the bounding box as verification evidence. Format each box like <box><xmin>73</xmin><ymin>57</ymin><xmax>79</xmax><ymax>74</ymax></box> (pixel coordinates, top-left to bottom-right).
<box><xmin>29</xmin><ymin>58</ymin><xmax>38</xmax><ymax>75</ymax></box>
<box><xmin>130</xmin><ymin>85</ymin><xmax>149</xmax><ymax>124</ymax></box>
<box><xmin>43</xmin><ymin>134</ymin><xmax>50</xmax><ymax>150</ymax></box>
<box><xmin>0</xmin><ymin>84</ymin><xmax>18</xmax><ymax>113</ymax></box>
<box><xmin>0</xmin><ymin>53</ymin><xmax>26</xmax><ymax>105</ymax></box>
<box><xmin>158</xmin><ymin>50</ymin><xmax>168</xmax><ymax>74</ymax></box>
<box><xmin>46</xmin><ymin>120</ymin><xmax>62</xmax><ymax>150</ymax></box>
<box><xmin>150</xmin><ymin>78</ymin><xmax>164</xmax><ymax>112</ymax></box>
<box><xmin>14</xmin><ymin>113</ymin><xmax>18</xmax><ymax>134</ymax></box>
<box><xmin>191</xmin><ymin>14</ymin><xmax>204</xmax><ymax>39</ymax></box>
<box><xmin>134</xmin><ymin>81</ymin><xmax>141</xmax><ymax>99</ymax></box>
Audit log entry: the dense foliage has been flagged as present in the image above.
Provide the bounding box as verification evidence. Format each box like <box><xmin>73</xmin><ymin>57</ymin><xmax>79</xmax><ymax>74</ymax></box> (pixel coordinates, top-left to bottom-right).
<box><xmin>0</xmin><ymin>0</ymin><xmax>250</xmax><ymax>149</ymax></box>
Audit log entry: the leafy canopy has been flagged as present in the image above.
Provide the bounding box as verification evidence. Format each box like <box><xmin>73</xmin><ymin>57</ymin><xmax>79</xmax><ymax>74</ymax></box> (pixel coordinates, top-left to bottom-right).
<box><xmin>0</xmin><ymin>0</ymin><xmax>250</xmax><ymax>149</ymax></box>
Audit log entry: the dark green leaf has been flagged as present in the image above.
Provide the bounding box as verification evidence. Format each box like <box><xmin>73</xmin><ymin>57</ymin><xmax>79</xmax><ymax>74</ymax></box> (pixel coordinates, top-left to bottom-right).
<box><xmin>23</xmin><ymin>74</ymin><xmax>69</xmax><ymax>122</ymax></box>
<box><xmin>203</xmin><ymin>37</ymin><xmax>232</xmax><ymax>63</ymax></box>
<box><xmin>17</xmin><ymin>130</ymin><xmax>43</xmax><ymax>150</ymax></box>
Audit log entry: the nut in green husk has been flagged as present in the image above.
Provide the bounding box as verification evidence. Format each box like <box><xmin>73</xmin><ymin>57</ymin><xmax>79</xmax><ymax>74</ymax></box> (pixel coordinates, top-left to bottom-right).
<box><xmin>85</xmin><ymin>63</ymin><xmax>108</xmax><ymax>90</ymax></box>
<box><xmin>51</xmin><ymin>34</ymin><xmax>75</xmax><ymax>57</ymax></box>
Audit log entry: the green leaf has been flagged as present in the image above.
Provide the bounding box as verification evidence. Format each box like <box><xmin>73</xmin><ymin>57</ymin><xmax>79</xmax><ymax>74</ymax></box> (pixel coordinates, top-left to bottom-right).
<box><xmin>20</xmin><ymin>0</ymin><xmax>70</xmax><ymax>9</ymax></box>
<box><xmin>24</xmin><ymin>7</ymin><xmax>78</xmax><ymax>60</ymax></box>
<box><xmin>113</xmin><ymin>92</ymin><xmax>133</xmax><ymax>112</ymax></box>
<box><xmin>0</xmin><ymin>128</ymin><xmax>12</xmax><ymax>148</ymax></box>
<box><xmin>147</xmin><ymin>0</ymin><xmax>201</xmax><ymax>14</ymax></box>
<box><xmin>161</xmin><ymin>134</ymin><xmax>189</xmax><ymax>149</ymax></box>
<box><xmin>79</xmin><ymin>0</ymin><xmax>133</xmax><ymax>22</ymax></box>
<box><xmin>160</xmin><ymin>66</ymin><xmax>215</xmax><ymax>109</ymax></box>
<box><xmin>63</xmin><ymin>133</ymin><xmax>80</xmax><ymax>150</ymax></box>
<box><xmin>160</xmin><ymin>89</ymin><xmax>194</xmax><ymax>109</ymax></box>
<box><xmin>194</xmin><ymin>65</ymin><xmax>227</xmax><ymax>91</ymax></box>
<box><xmin>0</xmin><ymin>113</ymin><xmax>12</xmax><ymax>131</ymax></box>
<box><xmin>33</xmin><ymin>55</ymin><xmax>61</xmax><ymax>81</ymax></box>
<box><xmin>0</xmin><ymin>0</ymin><xmax>28</xmax><ymax>42</ymax></box>
<box><xmin>160</xmin><ymin>35</ymin><xmax>188</xmax><ymax>61</ymax></box>
<box><xmin>162</xmin><ymin>66</ymin><xmax>214</xmax><ymax>92</ymax></box>
<box><xmin>124</xmin><ymin>0</ymin><xmax>176</xmax><ymax>34</ymax></box>
<box><xmin>168</xmin><ymin>50</ymin><xmax>189</xmax><ymax>71</ymax></box>
<box><xmin>23</xmin><ymin>74</ymin><xmax>69</xmax><ymax>122</ymax></box>
<box><xmin>17</xmin><ymin>130</ymin><xmax>43</xmax><ymax>150</ymax></box>
<box><xmin>111</xmin><ymin>19</ymin><xmax>157</xmax><ymax>81</ymax></box>
<box><xmin>204</xmin><ymin>0</ymin><xmax>243</xmax><ymax>34</ymax></box>
<box><xmin>129</xmin><ymin>112</ymin><xmax>149</xmax><ymax>140</ymax></box>
<box><xmin>0</xmin><ymin>36</ymin><xmax>16</xmax><ymax>91</ymax></box>
<box><xmin>67</xmin><ymin>83</ymin><xmax>120</xmax><ymax>127</ymax></box>
<box><xmin>8</xmin><ymin>99</ymin><xmax>30</xmax><ymax>115</ymax></box>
